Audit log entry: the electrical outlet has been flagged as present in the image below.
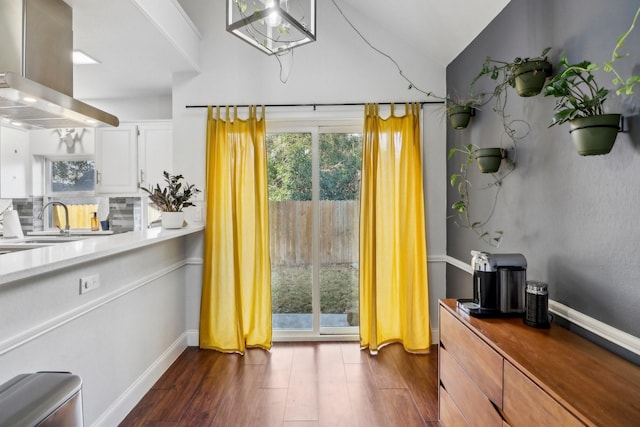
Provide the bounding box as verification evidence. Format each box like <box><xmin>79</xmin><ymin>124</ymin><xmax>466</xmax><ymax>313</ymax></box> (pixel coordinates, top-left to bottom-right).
<box><xmin>79</xmin><ymin>274</ymin><xmax>100</xmax><ymax>294</ymax></box>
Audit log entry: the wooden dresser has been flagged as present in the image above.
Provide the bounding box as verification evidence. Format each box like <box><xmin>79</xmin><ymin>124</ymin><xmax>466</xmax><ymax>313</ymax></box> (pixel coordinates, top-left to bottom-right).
<box><xmin>438</xmin><ymin>299</ymin><xmax>640</xmax><ymax>426</ymax></box>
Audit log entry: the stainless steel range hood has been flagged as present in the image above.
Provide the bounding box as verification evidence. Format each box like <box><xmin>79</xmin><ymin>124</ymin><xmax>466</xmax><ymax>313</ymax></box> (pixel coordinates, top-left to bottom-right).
<box><xmin>0</xmin><ymin>0</ymin><xmax>119</xmax><ymax>129</ymax></box>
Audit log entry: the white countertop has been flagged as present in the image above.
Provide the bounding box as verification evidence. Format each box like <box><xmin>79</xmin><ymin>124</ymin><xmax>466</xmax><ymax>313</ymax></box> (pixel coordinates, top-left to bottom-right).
<box><xmin>0</xmin><ymin>225</ymin><xmax>203</xmax><ymax>287</ymax></box>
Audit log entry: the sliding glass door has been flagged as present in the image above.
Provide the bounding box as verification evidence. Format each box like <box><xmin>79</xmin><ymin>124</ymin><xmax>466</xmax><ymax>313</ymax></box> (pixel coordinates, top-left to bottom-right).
<box><xmin>267</xmin><ymin>124</ymin><xmax>362</xmax><ymax>339</ymax></box>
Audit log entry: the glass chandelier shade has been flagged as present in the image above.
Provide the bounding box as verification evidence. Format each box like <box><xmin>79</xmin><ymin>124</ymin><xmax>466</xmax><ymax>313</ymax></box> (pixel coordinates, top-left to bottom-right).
<box><xmin>226</xmin><ymin>0</ymin><xmax>316</xmax><ymax>55</ymax></box>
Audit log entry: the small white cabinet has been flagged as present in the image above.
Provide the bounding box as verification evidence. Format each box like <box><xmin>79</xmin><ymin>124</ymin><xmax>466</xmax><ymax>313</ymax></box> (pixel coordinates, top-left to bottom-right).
<box><xmin>0</xmin><ymin>126</ymin><xmax>31</xmax><ymax>198</ymax></box>
<box><xmin>95</xmin><ymin>125</ymin><xmax>139</xmax><ymax>194</ymax></box>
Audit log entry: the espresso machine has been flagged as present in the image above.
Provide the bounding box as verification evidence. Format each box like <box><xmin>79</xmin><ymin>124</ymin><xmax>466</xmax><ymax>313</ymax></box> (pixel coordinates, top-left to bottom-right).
<box><xmin>458</xmin><ymin>251</ymin><xmax>527</xmax><ymax>317</ymax></box>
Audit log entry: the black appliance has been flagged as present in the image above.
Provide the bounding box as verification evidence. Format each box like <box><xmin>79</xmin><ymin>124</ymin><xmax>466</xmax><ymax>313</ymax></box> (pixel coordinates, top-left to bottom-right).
<box><xmin>524</xmin><ymin>281</ymin><xmax>551</xmax><ymax>328</ymax></box>
<box><xmin>458</xmin><ymin>251</ymin><xmax>527</xmax><ymax>318</ymax></box>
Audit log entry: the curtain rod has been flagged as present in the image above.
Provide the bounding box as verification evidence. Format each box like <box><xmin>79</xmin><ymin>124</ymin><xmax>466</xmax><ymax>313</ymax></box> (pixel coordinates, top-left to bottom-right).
<box><xmin>185</xmin><ymin>101</ymin><xmax>444</xmax><ymax>110</ymax></box>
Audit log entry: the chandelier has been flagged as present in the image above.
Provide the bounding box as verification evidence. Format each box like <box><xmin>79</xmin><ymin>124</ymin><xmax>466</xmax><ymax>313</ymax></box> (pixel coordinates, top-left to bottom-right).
<box><xmin>226</xmin><ymin>0</ymin><xmax>316</xmax><ymax>55</ymax></box>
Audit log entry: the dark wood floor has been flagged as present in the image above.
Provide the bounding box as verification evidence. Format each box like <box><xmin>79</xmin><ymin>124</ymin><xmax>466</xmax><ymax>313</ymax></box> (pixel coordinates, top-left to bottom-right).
<box><xmin>120</xmin><ymin>342</ymin><xmax>439</xmax><ymax>426</ymax></box>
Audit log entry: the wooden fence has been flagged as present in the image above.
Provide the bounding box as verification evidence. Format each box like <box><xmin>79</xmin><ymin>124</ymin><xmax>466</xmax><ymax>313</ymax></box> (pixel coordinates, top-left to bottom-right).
<box><xmin>269</xmin><ymin>200</ymin><xmax>359</xmax><ymax>266</ymax></box>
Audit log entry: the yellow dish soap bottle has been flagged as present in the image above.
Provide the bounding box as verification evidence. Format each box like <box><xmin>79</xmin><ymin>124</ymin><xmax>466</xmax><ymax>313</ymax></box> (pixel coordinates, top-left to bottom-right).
<box><xmin>91</xmin><ymin>212</ymin><xmax>99</xmax><ymax>231</ymax></box>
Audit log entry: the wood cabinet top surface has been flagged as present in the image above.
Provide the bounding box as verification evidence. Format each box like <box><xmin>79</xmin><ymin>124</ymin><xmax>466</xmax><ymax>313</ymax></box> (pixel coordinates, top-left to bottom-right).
<box><xmin>439</xmin><ymin>299</ymin><xmax>640</xmax><ymax>427</ymax></box>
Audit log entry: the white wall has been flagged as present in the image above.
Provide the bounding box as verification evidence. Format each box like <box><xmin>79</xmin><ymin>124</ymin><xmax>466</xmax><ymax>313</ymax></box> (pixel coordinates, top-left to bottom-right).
<box><xmin>171</xmin><ymin>1</ymin><xmax>445</xmax><ymax>190</ymax></box>
<box><xmin>30</xmin><ymin>128</ymin><xmax>96</xmax><ymax>157</ymax></box>
<box><xmin>87</xmin><ymin>95</ymin><xmax>173</xmax><ymax>122</ymax></box>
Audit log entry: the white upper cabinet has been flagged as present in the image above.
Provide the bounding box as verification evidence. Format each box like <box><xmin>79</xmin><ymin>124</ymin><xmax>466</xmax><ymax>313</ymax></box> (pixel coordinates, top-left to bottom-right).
<box><xmin>0</xmin><ymin>126</ymin><xmax>31</xmax><ymax>198</ymax></box>
<box><xmin>137</xmin><ymin>122</ymin><xmax>173</xmax><ymax>191</ymax></box>
<box><xmin>95</xmin><ymin>125</ymin><xmax>139</xmax><ymax>194</ymax></box>
<box><xmin>95</xmin><ymin>121</ymin><xmax>173</xmax><ymax>195</ymax></box>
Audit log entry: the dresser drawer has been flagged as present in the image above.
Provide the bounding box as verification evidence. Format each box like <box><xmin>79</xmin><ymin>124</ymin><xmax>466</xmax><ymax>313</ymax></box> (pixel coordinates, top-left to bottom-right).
<box><xmin>503</xmin><ymin>361</ymin><xmax>584</xmax><ymax>427</ymax></box>
<box><xmin>440</xmin><ymin>306</ymin><xmax>504</xmax><ymax>407</ymax></box>
<box><xmin>440</xmin><ymin>347</ymin><xmax>503</xmax><ymax>426</ymax></box>
<box><xmin>439</xmin><ymin>385</ymin><xmax>469</xmax><ymax>427</ymax></box>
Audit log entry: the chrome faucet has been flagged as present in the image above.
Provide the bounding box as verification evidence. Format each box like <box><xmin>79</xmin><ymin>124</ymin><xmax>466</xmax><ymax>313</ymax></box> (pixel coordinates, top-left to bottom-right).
<box><xmin>39</xmin><ymin>201</ymin><xmax>70</xmax><ymax>236</ymax></box>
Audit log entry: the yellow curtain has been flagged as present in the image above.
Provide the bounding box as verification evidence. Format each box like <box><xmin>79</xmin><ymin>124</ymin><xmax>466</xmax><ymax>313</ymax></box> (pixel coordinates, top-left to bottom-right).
<box><xmin>359</xmin><ymin>103</ymin><xmax>430</xmax><ymax>354</ymax></box>
<box><xmin>53</xmin><ymin>204</ymin><xmax>98</xmax><ymax>229</ymax></box>
<box><xmin>200</xmin><ymin>105</ymin><xmax>272</xmax><ymax>353</ymax></box>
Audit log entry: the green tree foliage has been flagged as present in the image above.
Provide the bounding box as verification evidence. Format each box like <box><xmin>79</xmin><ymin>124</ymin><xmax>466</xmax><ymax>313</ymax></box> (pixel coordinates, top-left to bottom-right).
<box><xmin>319</xmin><ymin>133</ymin><xmax>362</xmax><ymax>201</ymax></box>
<box><xmin>267</xmin><ymin>132</ymin><xmax>362</xmax><ymax>202</ymax></box>
<box><xmin>267</xmin><ymin>133</ymin><xmax>312</xmax><ymax>201</ymax></box>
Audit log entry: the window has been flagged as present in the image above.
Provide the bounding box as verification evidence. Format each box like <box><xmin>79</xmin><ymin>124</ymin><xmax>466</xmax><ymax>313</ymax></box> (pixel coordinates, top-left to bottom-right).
<box><xmin>43</xmin><ymin>158</ymin><xmax>100</xmax><ymax>230</ymax></box>
<box><xmin>49</xmin><ymin>159</ymin><xmax>95</xmax><ymax>194</ymax></box>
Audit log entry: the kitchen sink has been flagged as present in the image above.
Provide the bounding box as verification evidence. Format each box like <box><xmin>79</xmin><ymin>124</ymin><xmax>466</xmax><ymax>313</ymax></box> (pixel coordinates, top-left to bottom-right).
<box><xmin>21</xmin><ymin>236</ymin><xmax>88</xmax><ymax>243</ymax></box>
<box><xmin>27</xmin><ymin>230</ymin><xmax>113</xmax><ymax>237</ymax></box>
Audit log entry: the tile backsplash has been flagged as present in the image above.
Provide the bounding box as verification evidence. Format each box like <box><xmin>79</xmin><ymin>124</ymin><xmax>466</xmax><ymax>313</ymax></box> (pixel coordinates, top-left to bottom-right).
<box><xmin>13</xmin><ymin>197</ymin><xmax>42</xmax><ymax>233</ymax></box>
<box><xmin>107</xmin><ymin>197</ymin><xmax>142</xmax><ymax>233</ymax></box>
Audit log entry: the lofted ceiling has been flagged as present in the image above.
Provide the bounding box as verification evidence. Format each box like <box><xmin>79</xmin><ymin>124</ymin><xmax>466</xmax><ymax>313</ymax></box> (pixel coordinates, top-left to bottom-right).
<box><xmin>65</xmin><ymin>0</ymin><xmax>510</xmax><ymax>101</ymax></box>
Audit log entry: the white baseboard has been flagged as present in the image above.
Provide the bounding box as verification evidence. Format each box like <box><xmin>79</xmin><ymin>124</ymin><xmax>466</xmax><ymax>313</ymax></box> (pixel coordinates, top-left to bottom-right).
<box><xmin>91</xmin><ymin>333</ymin><xmax>188</xmax><ymax>427</ymax></box>
<box><xmin>431</xmin><ymin>328</ymin><xmax>439</xmax><ymax>345</ymax></box>
<box><xmin>444</xmin><ymin>255</ymin><xmax>474</xmax><ymax>274</ymax></box>
<box><xmin>445</xmin><ymin>256</ymin><xmax>640</xmax><ymax>357</ymax></box>
<box><xmin>186</xmin><ymin>329</ymin><xmax>199</xmax><ymax>346</ymax></box>
<box><xmin>549</xmin><ymin>300</ymin><xmax>640</xmax><ymax>356</ymax></box>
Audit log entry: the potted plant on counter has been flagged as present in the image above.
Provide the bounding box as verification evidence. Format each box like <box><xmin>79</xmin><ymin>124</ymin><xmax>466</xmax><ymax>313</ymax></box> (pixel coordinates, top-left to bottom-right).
<box><xmin>543</xmin><ymin>55</ymin><xmax>620</xmax><ymax>156</ymax></box>
<box><xmin>142</xmin><ymin>171</ymin><xmax>201</xmax><ymax>229</ymax></box>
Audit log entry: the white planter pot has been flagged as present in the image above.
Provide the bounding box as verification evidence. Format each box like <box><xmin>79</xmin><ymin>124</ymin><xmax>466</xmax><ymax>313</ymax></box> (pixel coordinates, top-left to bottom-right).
<box><xmin>161</xmin><ymin>211</ymin><xmax>185</xmax><ymax>229</ymax></box>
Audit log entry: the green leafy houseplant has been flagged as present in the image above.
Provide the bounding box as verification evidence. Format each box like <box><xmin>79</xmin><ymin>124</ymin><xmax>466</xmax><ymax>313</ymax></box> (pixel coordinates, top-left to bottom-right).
<box><xmin>543</xmin><ymin>55</ymin><xmax>609</xmax><ymax>125</ymax></box>
<box><xmin>142</xmin><ymin>171</ymin><xmax>201</xmax><ymax>212</ymax></box>
<box><xmin>543</xmin><ymin>55</ymin><xmax>620</xmax><ymax>155</ymax></box>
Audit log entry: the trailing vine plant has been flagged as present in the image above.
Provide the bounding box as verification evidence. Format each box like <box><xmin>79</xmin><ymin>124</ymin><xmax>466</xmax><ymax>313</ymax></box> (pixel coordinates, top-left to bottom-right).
<box><xmin>447</xmin><ymin>48</ymin><xmax>551</xmax><ymax>247</ymax></box>
<box><xmin>448</xmin><ymin>143</ymin><xmax>506</xmax><ymax>247</ymax></box>
<box><xmin>470</xmin><ymin>47</ymin><xmax>551</xmax><ymax>157</ymax></box>
<box><xmin>603</xmin><ymin>6</ymin><xmax>640</xmax><ymax>95</ymax></box>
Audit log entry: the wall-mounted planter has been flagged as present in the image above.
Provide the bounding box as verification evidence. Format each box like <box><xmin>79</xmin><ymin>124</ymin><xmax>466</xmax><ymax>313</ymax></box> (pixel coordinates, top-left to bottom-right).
<box><xmin>569</xmin><ymin>114</ymin><xmax>621</xmax><ymax>156</ymax></box>
<box><xmin>475</xmin><ymin>147</ymin><xmax>504</xmax><ymax>173</ymax></box>
<box><xmin>513</xmin><ymin>60</ymin><xmax>552</xmax><ymax>97</ymax></box>
<box><xmin>448</xmin><ymin>106</ymin><xmax>473</xmax><ymax>129</ymax></box>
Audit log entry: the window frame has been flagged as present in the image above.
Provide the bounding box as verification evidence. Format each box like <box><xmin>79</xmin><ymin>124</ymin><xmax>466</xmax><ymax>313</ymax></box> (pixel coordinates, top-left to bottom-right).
<box><xmin>42</xmin><ymin>156</ymin><xmax>98</xmax><ymax>231</ymax></box>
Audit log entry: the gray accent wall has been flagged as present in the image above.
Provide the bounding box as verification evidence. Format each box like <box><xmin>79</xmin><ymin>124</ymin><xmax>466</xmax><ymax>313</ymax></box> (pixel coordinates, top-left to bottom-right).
<box><xmin>446</xmin><ymin>0</ymin><xmax>640</xmax><ymax>339</ymax></box>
